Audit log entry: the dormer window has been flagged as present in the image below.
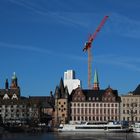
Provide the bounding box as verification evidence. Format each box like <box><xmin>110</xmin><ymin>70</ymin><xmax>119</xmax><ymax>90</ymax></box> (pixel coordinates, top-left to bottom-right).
<box><xmin>12</xmin><ymin>94</ymin><xmax>18</xmax><ymax>100</ymax></box>
<box><xmin>96</xmin><ymin>97</ymin><xmax>99</xmax><ymax>101</ymax></box>
<box><xmin>3</xmin><ymin>94</ymin><xmax>10</xmax><ymax>100</ymax></box>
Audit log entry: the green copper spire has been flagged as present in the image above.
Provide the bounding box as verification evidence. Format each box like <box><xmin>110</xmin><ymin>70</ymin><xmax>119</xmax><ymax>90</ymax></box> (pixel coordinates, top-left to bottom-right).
<box><xmin>93</xmin><ymin>69</ymin><xmax>100</xmax><ymax>90</ymax></box>
<box><xmin>12</xmin><ymin>72</ymin><xmax>17</xmax><ymax>80</ymax></box>
<box><xmin>94</xmin><ymin>69</ymin><xmax>99</xmax><ymax>84</ymax></box>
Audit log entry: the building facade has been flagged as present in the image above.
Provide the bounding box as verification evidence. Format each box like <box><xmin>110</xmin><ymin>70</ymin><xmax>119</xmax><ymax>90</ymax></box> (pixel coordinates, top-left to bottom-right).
<box><xmin>64</xmin><ymin>70</ymin><xmax>81</xmax><ymax>94</ymax></box>
<box><xmin>120</xmin><ymin>85</ymin><xmax>140</xmax><ymax>122</ymax></box>
<box><xmin>70</xmin><ymin>86</ymin><xmax>121</xmax><ymax>122</ymax></box>
<box><xmin>54</xmin><ymin>78</ymin><xmax>69</xmax><ymax>125</ymax></box>
<box><xmin>0</xmin><ymin>73</ymin><xmax>54</xmax><ymax>125</ymax></box>
<box><xmin>54</xmin><ymin>71</ymin><xmax>121</xmax><ymax>125</ymax></box>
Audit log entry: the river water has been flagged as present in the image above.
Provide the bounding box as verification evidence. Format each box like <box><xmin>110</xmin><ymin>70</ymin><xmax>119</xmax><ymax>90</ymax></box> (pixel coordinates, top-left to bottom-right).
<box><xmin>1</xmin><ymin>132</ymin><xmax>140</xmax><ymax>140</ymax></box>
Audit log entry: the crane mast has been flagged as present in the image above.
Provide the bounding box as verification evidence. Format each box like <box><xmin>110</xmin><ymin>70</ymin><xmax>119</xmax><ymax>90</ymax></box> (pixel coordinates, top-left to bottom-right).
<box><xmin>83</xmin><ymin>16</ymin><xmax>109</xmax><ymax>89</ymax></box>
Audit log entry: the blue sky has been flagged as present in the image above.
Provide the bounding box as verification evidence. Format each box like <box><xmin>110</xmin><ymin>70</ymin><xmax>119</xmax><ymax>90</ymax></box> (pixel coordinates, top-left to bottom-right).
<box><xmin>0</xmin><ymin>0</ymin><xmax>140</xmax><ymax>96</ymax></box>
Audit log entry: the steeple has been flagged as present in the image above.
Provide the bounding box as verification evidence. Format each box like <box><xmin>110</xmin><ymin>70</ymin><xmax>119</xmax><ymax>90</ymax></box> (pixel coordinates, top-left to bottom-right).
<box><xmin>59</xmin><ymin>78</ymin><xmax>65</xmax><ymax>94</ymax></box>
<box><xmin>93</xmin><ymin>69</ymin><xmax>100</xmax><ymax>90</ymax></box>
<box><xmin>5</xmin><ymin>79</ymin><xmax>9</xmax><ymax>89</ymax></box>
<box><xmin>10</xmin><ymin>72</ymin><xmax>18</xmax><ymax>88</ymax></box>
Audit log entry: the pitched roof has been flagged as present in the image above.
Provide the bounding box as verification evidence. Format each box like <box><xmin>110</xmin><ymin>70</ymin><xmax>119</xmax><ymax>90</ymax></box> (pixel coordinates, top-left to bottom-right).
<box><xmin>133</xmin><ymin>84</ymin><xmax>140</xmax><ymax>95</ymax></box>
<box><xmin>70</xmin><ymin>87</ymin><xmax>120</xmax><ymax>102</ymax></box>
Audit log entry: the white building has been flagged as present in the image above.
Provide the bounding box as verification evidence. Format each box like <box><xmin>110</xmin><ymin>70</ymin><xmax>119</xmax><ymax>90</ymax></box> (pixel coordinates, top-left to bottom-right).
<box><xmin>64</xmin><ymin>70</ymin><xmax>81</xmax><ymax>94</ymax></box>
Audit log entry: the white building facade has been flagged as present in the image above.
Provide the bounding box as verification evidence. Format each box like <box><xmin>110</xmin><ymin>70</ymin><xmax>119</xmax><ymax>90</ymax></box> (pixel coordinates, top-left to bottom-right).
<box><xmin>64</xmin><ymin>70</ymin><xmax>81</xmax><ymax>94</ymax></box>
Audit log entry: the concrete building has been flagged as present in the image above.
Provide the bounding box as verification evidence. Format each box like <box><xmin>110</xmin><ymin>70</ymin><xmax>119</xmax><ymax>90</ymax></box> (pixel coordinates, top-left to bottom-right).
<box><xmin>64</xmin><ymin>70</ymin><xmax>81</xmax><ymax>94</ymax></box>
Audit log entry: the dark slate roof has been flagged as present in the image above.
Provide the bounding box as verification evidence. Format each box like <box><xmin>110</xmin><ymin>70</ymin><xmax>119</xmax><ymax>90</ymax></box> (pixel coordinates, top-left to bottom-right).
<box><xmin>133</xmin><ymin>84</ymin><xmax>140</xmax><ymax>95</ymax></box>
<box><xmin>70</xmin><ymin>87</ymin><xmax>120</xmax><ymax>102</ymax></box>
<box><xmin>0</xmin><ymin>98</ymin><xmax>29</xmax><ymax>105</ymax></box>
<box><xmin>29</xmin><ymin>96</ymin><xmax>54</xmax><ymax>108</ymax></box>
<box><xmin>83</xmin><ymin>89</ymin><xmax>105</xmax><ymax>101</ymax></box>
<box><xmin>0</xmin><ymin>88</ymin><xmax>20</xmax><ymax>97</ymax></box>
<box><xmin>82</xmin><ymin>89</ymin><xmax>118</xmax><ymax>101</ymax></box>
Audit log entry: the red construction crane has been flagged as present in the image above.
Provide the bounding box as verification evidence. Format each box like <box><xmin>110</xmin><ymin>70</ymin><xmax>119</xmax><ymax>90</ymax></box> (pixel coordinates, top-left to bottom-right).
<box><xmin>83</xmin><ymin>16</ymin><xmax>109</xmax><ymax>89</ymax></box>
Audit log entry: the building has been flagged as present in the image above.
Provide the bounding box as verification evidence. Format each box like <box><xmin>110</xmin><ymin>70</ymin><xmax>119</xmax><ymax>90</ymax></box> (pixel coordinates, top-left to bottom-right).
<box><xmin>64</xmin><ymin>70</ymin><xmax>81</xmax><ymax>94</ymax></box>
<box><xmin>54</xmin><ymin>78</ymin><xmax>69</xmax><ymax>125</ymax></box>
<box><xmin>54</xmin><ymin>70</ymin><xmax>121</xmax><ymax>125</ymax></box>
<box><xmin>120</xmin><ymin>85</ymin><xmax>140</xmax><ymax>122</ymax></box>
<box><xmin>0</xmin><ymin>73</ymin><xmax>54</xmax><ymax>125</ymax></box>
<box><xmin>70</xmin><ymin>87</ymin><xmax>121</xmax><ymax>122</ymax></box>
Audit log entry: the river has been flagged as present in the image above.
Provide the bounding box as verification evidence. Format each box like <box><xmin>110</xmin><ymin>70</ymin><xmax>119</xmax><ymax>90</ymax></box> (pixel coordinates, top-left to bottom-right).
<box><xmin>0</xmin><ymin>132</ymin><xmax>140</xmax><ymax>140</ymax></box>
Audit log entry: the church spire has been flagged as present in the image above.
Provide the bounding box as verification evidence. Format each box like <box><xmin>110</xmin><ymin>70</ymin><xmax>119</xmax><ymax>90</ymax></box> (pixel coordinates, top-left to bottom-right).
<box><xmin>10</xmin><ymin>72</ymin><xmax>18</xmax><ymax>88</ymax></box>
<box><xmin>5</xmin><ymin>79</ymin><xmax>9</xmax><ymax>89</ymax></box>
<box><xmin>93</xmin><ymin>69</ymin><xmax>100</xmax><ymax>90</ymax></box>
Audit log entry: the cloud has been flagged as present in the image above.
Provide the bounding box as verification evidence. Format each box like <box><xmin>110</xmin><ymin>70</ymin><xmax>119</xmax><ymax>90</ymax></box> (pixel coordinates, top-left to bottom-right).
<box><xmin>0</xmin><ymin>41</ymin><xmax>87</xmax><ymax>61</ymax></box>
<box><xmin>95</xmin><ymin>54</ymin><xmax>140</xmax><ymax>72</ymax></box>
<box><xmin>0</xmin><ymin>42</ymin><xmax>52</xmax><ymax>54</ymax></box>
<box><xmin>8</xmin><ymin>0</ymin><xmax>91</xmax><ymax>29</ymax></box>
<box><xmin>108</xmin><ymin>13</ymin><xmax>140</xmax><ymax>39</ymax></box>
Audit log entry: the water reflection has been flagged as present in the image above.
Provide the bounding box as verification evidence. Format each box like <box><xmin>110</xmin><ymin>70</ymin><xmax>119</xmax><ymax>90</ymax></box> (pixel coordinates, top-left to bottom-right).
<box><xmin>0</xmin><ymin>132</ymin><xmax>140</xmax><ymax>140</ymax></box>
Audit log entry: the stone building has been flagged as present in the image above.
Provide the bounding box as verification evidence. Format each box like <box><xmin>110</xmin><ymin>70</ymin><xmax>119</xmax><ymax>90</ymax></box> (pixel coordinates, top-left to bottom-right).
<box><xmin>54</xmin><ymin>71</ymin><xmax>121</xmax><ymax>125</ymax></box>
<box><xmin>54</xmin><ymin>78</ymin><xmax>69</xmax><ymax>125</ymax></box>
<box><xmin>120</xmin><ymin>85</ymin><xmax>140</xmax><ymax>122</ymax></box>
<box><xmin>0</xmin><ymin>73</ymin><xmax>54</xmax><ymax>125</ymax></box>
<box><xmin>70</xmin><ymin>86</ymin><xmax>121</xmax><ymax>122</ymax></box>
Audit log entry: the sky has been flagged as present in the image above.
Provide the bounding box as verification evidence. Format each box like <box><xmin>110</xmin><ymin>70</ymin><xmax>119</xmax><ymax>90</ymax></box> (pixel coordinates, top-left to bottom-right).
<box><xmin>0</xmin><ymin>0</ymin><xmax>140</xmax><ymax>96</ymax></box>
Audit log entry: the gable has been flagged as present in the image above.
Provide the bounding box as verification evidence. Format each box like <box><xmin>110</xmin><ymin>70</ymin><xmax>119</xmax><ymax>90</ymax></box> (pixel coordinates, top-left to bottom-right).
<box><xmin>72</xmin><ymin>88</ymin><xmax>86</xmax><ymax>102</ymax></box>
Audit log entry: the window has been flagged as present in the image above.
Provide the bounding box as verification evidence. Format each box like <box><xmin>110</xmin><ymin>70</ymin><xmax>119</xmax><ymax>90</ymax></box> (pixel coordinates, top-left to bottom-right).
<box><xmin>81</xmin><ymin>108</ymin><xmax>83</xmax><ymax>114</ymax></box>
<box><xmin>77</xmin><ymin>108</ymin><xmax>80</xmax><ymax>113</ymax></box>
<box><xmin>100</xmin><ymin>109</ymin><xmax>102</xmax><ymax>114</ymax></box>
<box><xmin>89</xmin><ymin>109</ymin><xmax>91</xmax><ymax>114</ymax></box>
<box><xmin>89</xmin><ymin>97</ymin><xmax>91</xmax><ymax>100</ymax></box>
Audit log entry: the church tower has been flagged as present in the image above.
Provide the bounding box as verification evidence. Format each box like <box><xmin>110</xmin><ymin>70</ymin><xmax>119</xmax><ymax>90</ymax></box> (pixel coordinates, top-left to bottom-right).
<box><xmin>10</xmin><ymin>72</ymin><xmax>18</xmax><ymax>89</ymax></box>
<box><xmin>54</xmin><ymin>78</ymin><xmax>69</xmax><ymax>125</ymax></box>
<box><xmin>93</xmin><ymin>70</ymin><xmax>100</xmax><ymax>90</ymax></box>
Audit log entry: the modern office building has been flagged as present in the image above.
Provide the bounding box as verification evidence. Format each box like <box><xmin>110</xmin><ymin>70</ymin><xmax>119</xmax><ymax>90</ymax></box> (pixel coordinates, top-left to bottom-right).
<box><xmin>64</xmin><ymin>70</ymin><xmax>81</xmax><ymax>94</ymax></box>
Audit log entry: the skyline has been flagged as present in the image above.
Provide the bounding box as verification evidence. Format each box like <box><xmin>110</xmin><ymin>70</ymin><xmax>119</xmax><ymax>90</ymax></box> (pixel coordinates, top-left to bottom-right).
<box><xmin>0</xmin><ymin>0</ymin><xmax>140</xmax><ymax>96</ymax></box>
